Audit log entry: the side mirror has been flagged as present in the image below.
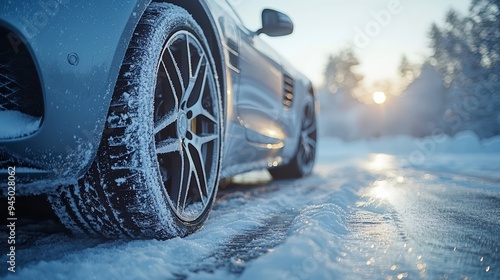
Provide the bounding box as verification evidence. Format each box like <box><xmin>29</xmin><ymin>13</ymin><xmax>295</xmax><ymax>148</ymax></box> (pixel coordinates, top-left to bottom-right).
<box><xmin>256</xmin><ymin>9</ymin><xmax>294</xmax><ymax>37</ymax></box>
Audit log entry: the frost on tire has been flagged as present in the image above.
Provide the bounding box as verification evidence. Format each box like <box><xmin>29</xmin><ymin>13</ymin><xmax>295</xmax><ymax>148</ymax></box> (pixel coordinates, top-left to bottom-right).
<box><xmin>49</xmin><ymin>3</ymin><xmax>223</xmax><ymax>239</ymax></box>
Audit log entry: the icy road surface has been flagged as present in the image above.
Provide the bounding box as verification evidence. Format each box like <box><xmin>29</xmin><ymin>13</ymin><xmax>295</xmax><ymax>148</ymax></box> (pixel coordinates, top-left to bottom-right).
<box><xmin>2</xmin><ymin>134</ymin><xmax>500</xmax><ymax>279</ymax></box>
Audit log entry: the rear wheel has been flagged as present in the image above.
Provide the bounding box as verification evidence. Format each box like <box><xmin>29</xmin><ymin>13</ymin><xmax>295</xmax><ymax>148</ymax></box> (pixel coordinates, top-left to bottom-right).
<box><xmin>269</xmin><ymin>95</ymin><xmax>316</xmax><ymax>179</ymax></box>
<box><xmin>49</xmin><ymin>3</ymin><xmax>223</xmax><ymax>239</ymax></box>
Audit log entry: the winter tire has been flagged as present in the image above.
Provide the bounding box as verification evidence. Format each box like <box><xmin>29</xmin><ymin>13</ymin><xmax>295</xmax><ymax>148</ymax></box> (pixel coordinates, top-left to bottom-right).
<box><xmin>49</xmin><ymin>3</ymin><xmax>223</xmax><ymax>239</ymax></box>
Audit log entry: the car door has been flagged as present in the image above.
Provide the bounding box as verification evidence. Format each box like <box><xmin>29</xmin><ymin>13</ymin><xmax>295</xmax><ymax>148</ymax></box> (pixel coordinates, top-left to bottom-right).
<box><xmin>204</xmin><ymin>0</ymin><xmax>292</xmax><ymax>168</ymax></box>
<box><xmin>237</xmin><ymin>29</ymin><xmax>287</xmax><ymax>146</ymax></box>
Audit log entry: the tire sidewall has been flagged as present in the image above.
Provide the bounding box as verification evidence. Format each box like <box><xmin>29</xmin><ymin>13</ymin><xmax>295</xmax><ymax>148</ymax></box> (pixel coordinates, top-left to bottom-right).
<box><xmin>126</xmin><ymin>3</ymin><xmax>223</xmax><ymax>234</ymax></box>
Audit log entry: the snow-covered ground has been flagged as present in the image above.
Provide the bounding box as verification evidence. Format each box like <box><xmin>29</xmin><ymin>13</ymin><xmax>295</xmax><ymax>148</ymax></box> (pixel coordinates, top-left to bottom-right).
<box><xmin>2</xmin><ymin>132</ymin><xmax>500</xmax><ymax>279</ymax></box>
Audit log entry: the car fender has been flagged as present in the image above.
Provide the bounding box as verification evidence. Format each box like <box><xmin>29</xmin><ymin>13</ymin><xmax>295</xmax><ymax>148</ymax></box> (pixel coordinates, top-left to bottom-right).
<box><xmin>0</xmin><ymin>0</ymin><xmax>151</xmax><ymax>191</ymax></box>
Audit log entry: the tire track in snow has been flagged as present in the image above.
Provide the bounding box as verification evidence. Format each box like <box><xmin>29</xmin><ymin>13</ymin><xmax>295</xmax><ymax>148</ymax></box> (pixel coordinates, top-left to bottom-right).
<box><xmin>174</xmin><ymin>173</ymin><xmax>334</xmax><ymax>278</ymax></box>
<box><xmin>191</xmin><ymin>211</ymin><xmax>298</xmax><ymax>276</ymax></box>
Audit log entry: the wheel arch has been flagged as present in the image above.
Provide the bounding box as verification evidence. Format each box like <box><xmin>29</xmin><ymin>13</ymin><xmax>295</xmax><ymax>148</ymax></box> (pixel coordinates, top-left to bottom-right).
<box><xmin>308</xmin><ymin>83</ymin><xmax>319</xmax><ymax>126</ymax></box>
<box><xmin>154</xmin><ymin>0</ymin><xmax>228</xmax><ymax>120</ymax></box>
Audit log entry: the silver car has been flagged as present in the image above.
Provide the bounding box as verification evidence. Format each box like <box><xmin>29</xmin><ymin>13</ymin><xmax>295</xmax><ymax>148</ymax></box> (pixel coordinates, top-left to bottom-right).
<box><xmin>0</xmin><ymin>0</ymin><xmax>317</xmax><ymax>238</ymax></box>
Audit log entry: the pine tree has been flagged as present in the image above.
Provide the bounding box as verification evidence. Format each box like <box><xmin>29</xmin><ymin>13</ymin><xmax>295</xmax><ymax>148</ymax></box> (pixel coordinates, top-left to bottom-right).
<box><xmin>430</xmin><ymin>3</ymin><xmax>500</xmax><ymax>138</ymax></box>
<box><xmin>323</xmin><ymin>49</ymin><xmax>363</xmax><ymax>108</ymax></box>
<box><xmin>398</xmin><ymin>55</ymin><xmax>421</xmax><ymax>91</ymax></box>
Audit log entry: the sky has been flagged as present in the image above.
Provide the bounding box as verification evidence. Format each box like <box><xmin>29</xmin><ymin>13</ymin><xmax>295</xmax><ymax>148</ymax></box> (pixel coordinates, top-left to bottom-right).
<box><xmin>228</xmin><ymin>0</ymin><xmax>472</xmax><ymax>89</ymax></box>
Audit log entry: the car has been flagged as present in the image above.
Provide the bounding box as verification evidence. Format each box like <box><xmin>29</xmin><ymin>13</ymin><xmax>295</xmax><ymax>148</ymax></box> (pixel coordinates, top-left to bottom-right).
<box><xmin>0</xmin><ymin>0</ymin><xmax>317</xmax><ymax>239</ymax></box>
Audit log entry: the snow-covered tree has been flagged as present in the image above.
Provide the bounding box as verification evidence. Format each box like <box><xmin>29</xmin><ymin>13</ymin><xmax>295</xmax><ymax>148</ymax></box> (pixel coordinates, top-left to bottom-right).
<box><xmin>323</xmin><ymin>49</ymin><xmax>363</xmax><ymax>108</ymax></box>
<box><xmin>398</xmin><ymin>55</ymin><xmax>421</xmax><ymax>92</ymax></box>
<box><xmin>398</xmin><ymin>55</ymin><xmax>419</xmax><ymax>82</ymax></box>
<box><xmin>430</xmin><ymin>2</ymin><xmax>500</xmax><ymax>138</ymax></box>
<box><xmin>318</xmin><ymin>49</ymin><xmax>365</xmax><ymax>139</ymax></box>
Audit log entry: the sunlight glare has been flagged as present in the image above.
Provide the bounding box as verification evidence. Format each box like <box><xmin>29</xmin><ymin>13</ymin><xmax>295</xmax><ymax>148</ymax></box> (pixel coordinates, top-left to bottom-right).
<box><xmin>371</xmin><ymin>180</ymin><xmax>392</xmax><ymax>200</ymax></box>
<box><xmin>368</xmin><ymin>154</ymin><xmax>394</xmax><ymax>172</ymax></box>
<box><xmin>373</xmin><ymin>91</ymin><xmax>387</xmax><ymax>105</ymax></box>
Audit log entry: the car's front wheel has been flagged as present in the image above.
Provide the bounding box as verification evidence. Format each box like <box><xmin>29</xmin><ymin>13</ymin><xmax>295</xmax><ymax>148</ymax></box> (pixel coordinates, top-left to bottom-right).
<box><xmin>49</xmin><ymin>3</ymin><xmax>223</xmax><ymax>239</ymax></box>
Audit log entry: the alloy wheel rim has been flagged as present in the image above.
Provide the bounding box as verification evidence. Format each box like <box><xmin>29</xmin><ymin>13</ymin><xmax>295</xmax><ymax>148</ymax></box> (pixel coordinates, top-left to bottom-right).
<box><xmin>153</xmin><ymin>30</ymin><xmax>220</xmax><ymax>222</ymax></box>
<box><xmin>298</xmin><ymin>99</ymin><xmax>316</xmax><ymax>172</ymax></box>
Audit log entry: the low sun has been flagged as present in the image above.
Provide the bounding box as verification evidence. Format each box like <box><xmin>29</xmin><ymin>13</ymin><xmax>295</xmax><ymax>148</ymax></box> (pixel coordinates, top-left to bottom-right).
<box><xmin>373</xmin><ymin>91</ymin><xmax>387</xmax><ymax>105</ymax></box>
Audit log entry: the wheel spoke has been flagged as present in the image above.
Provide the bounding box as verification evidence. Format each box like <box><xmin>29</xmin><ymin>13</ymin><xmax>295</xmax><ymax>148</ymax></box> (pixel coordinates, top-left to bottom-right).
<box><xmin>154</xmin><ymin>110</ymin><xmax>177</xmax><ymax>135</ymax></box>
<box><xmin>301</xmin><ymin>140</ymin><xmax>310</xmax><ymax>155</ymax></box>
<box><xmin>184</xmin><ymin>132</ymin><xmax>218</xmax><ymax>208</ymax></box>
<box><xmin>189</xmin><ymin>146</ymin><xmax>208</xmax><ymax>206</ymax></box>
<box><xmin>187</xmin><ymin>34</ymin><xmax>192</xmax><ymax>78</ymax></box>
<box><xmin>160</xmin><ymin>60</ymin><xmax>180</xmax><ymax>101</ymax></box>
<box><xmin>156</xmin><ymin>138</ymin><xmax>181</xmax><ymax>154</ymax></box>
<box><xmin>189</xmin><ymin>65</ymin><xmax>218</xmax><ymax>124</ymax></box>
<box><xmin>303</xmin><ymin>151</ymin><xmax>311</xmax><ymax>164</ymax></box>
<box><xmin>177</xmin><ymin>148</ymin><xmax>192</xmax><ymax>213</ymax></box>
<box><xmin>194</xmin><ymin>133</ymin><xmax>218</xmax><ymax>146</ymax></box>
<box><xmin>305</xmin><ymin>122</ymin><xmax>317</xmax><ymax>135</ymax></box>
<box><xmin>302</xmin><ymin>103</ymin><xmax>315</xmax><ymax>127</ymax></box>
<box><xmin>154</xmin><ymin>60</ymin><xmax>179</xmax><ymax>134</ymax></box>
<box><xmin>182</xmin><ymin>54</ymin><xmax>206</xmax><ymax>107</ymax></box>
<box><xmin>198</xmin><ymin>108</ymin><xmax>217</xmax><ymax>124</ymax></box>
<box><xmin>303</xmin><ymin>139</ymin><xmax>313</xmax><ymax>160</ymax></box>
<box><xmin>167</xmin><ymin>48</ymin><xmax>185</xmax><ymax>94</ymax></box>
<box><xmin>303</xmin><ymin>132</ymin><xmax>316</xmax><ymax>149</ymax></box>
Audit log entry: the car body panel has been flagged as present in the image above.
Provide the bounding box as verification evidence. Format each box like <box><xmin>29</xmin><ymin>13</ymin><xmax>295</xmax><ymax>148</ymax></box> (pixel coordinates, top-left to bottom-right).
<box><xmin>0</xmin><ymin>0</ymin><xmax>151</xmax><ymax>187</ymax></box>
<box><xmin>0</xmin><ymin>0</ymin><xmax>314</xmax><ymax>195</ymax></box>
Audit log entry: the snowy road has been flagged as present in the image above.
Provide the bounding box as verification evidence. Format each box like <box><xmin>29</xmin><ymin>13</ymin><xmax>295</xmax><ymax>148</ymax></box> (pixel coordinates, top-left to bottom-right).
<box><xmin>2</xmin><ymin>136</ymin><xmax>500</xmax><ymax>279</ymax></box>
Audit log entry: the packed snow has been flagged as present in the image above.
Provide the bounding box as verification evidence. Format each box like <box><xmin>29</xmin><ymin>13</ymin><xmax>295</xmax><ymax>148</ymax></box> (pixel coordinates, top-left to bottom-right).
<box><xmin>1</xmin><ymin>132</ymin><xmax>499</xmax><ymax>279</ymax></box>
<box><xmin>0</xmin><ymin>110</ymin><xmax>41</xmax><ymax>139</ymax></box>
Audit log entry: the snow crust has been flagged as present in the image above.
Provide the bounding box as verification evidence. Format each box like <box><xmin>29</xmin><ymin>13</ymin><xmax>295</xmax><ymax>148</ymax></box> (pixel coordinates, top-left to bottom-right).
<box><xmin>0</xmin><ymin>110</ymin><xmax>41</xmax><ymax>139</ymax></box>
<box><xmin>2</xmin><ymin>134</ymin><xmax>499</xmax><ymax>279</ymax></box>
<box><xmin>318</xmin><ymin>130</ymin><xmax>500</xmax><ymax>157</ymax></box>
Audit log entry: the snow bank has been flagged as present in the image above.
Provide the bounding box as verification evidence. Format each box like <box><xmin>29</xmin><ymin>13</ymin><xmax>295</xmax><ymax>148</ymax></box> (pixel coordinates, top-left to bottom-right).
<box><xmin>0</xmin><ymin>110</ymin><xmax>41</xmax><ymax>139</ymax></box>
<box><xmin>318</xmin><ymin>131</ymin><xmax>500</xmax><ymax>158</ymax></box>
<box><xmin>318</xmin><ymin>130</ymin><xmax>500</xmax><ymax>180</ymax></box>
